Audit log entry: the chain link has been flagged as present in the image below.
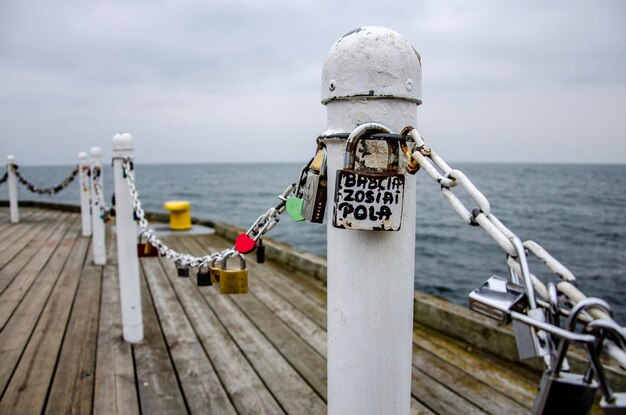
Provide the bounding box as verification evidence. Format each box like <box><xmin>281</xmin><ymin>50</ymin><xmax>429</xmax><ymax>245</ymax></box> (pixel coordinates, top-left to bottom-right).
<box><xmin>10</xmin><ymin>164</ymin><xmax>79</xmax><ymax>195</ymax></box>
<box><xmin>402</xmin><ymin>125</ymin><xmax>626</xmax><ymax>369</ymax></box>
<box><xmin>120</xmin><ymin>158</ymin><xmax>295</xmax><ymax>269</ymax></box>
<box><xmin>90</xmin><ymin>165</ymin><xmax>111</xmax><ymax>220</ymax></box>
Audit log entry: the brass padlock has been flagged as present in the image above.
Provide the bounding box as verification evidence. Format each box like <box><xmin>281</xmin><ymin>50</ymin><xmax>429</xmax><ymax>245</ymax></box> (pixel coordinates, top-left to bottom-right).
<box><xmin>301</xmin><ymin>145</ymin><xmax>328</xmax><ymax>223</ymax></box>
<box><xmin>209</xmin><ymin>257</ymin><xmax>221</xmax><ymax>285</ymax></box>
<box><xmin>333</xmin><ymin>122</ymin><xmax>405</xmax><ymax>231</ymax></box>
<box><xmin>219</xmin><ymin>252</ymin><xmax>248</xmax><ymax>295</ymax></box>
<box><xmin>137</xmin><ymin>232</ymin><xmax>158</xmax><ymax>257</ymax></box>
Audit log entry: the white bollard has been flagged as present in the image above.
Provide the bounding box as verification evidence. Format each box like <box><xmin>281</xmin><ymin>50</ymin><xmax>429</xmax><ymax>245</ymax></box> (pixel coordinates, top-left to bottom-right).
<box><xmin>89</xmin><ymin>147</ymin><xmax>107</xmax><ymax>265</ymax></box>
<box><xmin>112</xmin><ymin>133</ymin><xmax>143</xmax><ymax>343</ymax></box>
<box><xmin>321</xmin><ymin>27</ymin><xmax>421</xmax><ymax>415</ymax></box>
<box><xmin>7</xmin><ymin>155</ymin><xmax>18</xmax><ymax>223</ymax></box>
<box><xmin>78</xmin><ymin>152</ymin><xmax>92</xmax><ymax>236</ymax></box>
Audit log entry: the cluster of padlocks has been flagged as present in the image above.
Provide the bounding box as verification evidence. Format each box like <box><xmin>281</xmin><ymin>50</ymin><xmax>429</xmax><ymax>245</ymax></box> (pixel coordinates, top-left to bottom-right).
<box><xmin>286</xmin><ymin>123</ymin><xmax>409</xmax><ymax>231</ymax></box>
<box><xmin>468</xmin><ymin>239</ymin><xmax>626</xmax><ymax>413</ymax></box>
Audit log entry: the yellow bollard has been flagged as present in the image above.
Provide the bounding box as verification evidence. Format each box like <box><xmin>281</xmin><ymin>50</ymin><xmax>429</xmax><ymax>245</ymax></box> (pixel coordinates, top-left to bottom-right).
<box><xmin>163</xmin><ymin>200</ymin><xmax>192</xmax><ymax>230</ymax></box>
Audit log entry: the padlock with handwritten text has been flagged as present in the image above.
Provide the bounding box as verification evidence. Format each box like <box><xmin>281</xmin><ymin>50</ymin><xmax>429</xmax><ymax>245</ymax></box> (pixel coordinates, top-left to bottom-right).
<box><xmin>301</xmin><ymin>145</ymin><xmax>328</xmax><ymax>223</ymax></box>
<box><xmin>333</xmin><ymin>123</ymin><xmax>405</xmax><ymax>231</ymax></box>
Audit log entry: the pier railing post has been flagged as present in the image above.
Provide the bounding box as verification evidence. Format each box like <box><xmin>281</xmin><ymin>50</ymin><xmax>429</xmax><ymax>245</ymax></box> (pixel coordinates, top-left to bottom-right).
<box><xmin>89</xmin><ymin>147</ymin><xmax>107</xmax><ymax>265</ymax></box>
<box><xmin>321</xmin><ymin>27</ymin><xmax>421</xmax><ymax>415</ymax></box>
<box><xmin>78</xmin><ymin>152</ymin><xmax>92</xmax><ymax>236</ymax></box>
<box><xmin>7</xmin><ymin>155</ymin><xmax>18</xmax><ymax>223</ymax></box>
<box><xmin>112</xmin><ymin>133</ymin><xmax>143</xmax><ymax>343</ymax></box>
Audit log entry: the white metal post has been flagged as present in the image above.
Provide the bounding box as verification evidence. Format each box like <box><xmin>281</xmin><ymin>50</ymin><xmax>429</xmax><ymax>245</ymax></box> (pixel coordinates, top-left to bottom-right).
<box><xmin>7</xmin><ymin>155</ymin><xmax>18</xmax><ymax>223</ymax></box>
<box><xmin>321</xmin><ymin>27</ymin><xmax>421</xmax><ymax>415</ymax></box>
<box><xmin>90</xmin><ymin>147</ymin><xmax>107</xmax><ymax>265</ymax></box>
<box><xmin>112</xmin><ymin>133</ymin><xmax>143</xmax><ymax>343</ymax></box>
<box><xmin>78</xmin><ymin>152</ymin><xmax>92</xmax><ymax>236</ymax></box>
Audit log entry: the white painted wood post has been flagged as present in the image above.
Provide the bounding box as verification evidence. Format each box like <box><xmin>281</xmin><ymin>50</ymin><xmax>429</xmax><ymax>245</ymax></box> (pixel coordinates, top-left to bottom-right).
<box><xmin>112</xmin><ymin>133</ymin><xmax>143</xmax><ymax>343</ymax></box>
<box><xmin>321</xmin><ymin>27</ymin><xmax>421</xmax><ymax>415</ymax></box>
<box><xmin>7</xmin><ymin>155</ymin><xmax>18</xmax><ymax>223</ymax></box>
<box><xmin>78</xmin><ymin>152</ymin><xmax>92</xmax><ymax>236</ymax></box>
<box><xmin>89</xmin><ymin>147</ymin><xmax>107</xmax><ymax>265</ymax></box>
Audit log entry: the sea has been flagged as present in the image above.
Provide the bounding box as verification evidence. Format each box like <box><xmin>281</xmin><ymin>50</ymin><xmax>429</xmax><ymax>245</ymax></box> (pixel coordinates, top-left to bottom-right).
<box><xmin>9</xmin><ymin>162</ymin><xmax>626</xmax><ymax>322</ymax></box>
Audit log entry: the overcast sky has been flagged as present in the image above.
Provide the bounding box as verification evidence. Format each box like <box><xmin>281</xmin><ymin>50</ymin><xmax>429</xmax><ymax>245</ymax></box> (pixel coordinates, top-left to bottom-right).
<box><xmin>1</xmin><ymin>0</ymin><xmax>624</xmax><ymax>165</ymax></box>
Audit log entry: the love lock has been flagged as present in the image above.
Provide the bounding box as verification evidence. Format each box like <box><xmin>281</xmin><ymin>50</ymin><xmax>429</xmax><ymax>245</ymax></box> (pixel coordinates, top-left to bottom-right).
<box><xmin>584</xmin><ymin>319</ymin><xmax>626</xmax><ymax>414</ymax></box>
<box><xmin>468</xmin><ymin>275</ymin><xmax>527</xmax><ymax>323</ymax></box>
<box><xmin>333</xmin><ymin>122</ymin><xmax>405</xmax><ymax>231</ymax></box>
<box><xmin>219</xmin><ymin>251</ymin><xmax>248</xmax><ymax>295</ymax></box>
<box><xmin>532</xmin><ymin>298</ymin><xmax>613</xmax><ymax>415</ymax></box>
<box><xmin>301</xmin><ymin>144</ymin><xmax>328</xmax><ymax>223</ymax></box>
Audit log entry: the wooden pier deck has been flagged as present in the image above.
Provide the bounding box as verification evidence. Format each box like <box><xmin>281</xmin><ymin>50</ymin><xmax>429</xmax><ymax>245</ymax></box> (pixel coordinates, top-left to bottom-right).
<box><xmin>0</xmin><ymin>207</ymin><xmax>544</xmax><ymax>414</ymax></box>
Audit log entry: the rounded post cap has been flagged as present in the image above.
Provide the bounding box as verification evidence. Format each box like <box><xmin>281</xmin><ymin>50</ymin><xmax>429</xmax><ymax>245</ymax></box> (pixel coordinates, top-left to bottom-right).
<box><xmin>321</xmin><ymin>26</ymin><xmax>422</xmax><ymax>105</ymax></box>
<box><xmin>89</xmin><ymin>147</ymin><xmax>103</xmax><ymax>157</ymax></box>
<box><xmin>78</xmin><ymin>151</ymin><xmax>88</xmax><ymax>160</ymax></box>
<box><xmin>112</xmin><ymin>132</ymin><xmax>134</xmax><ymax>151</ymax></box>
<box><xmin>7</xmin><ymin>154</ymin><xmax>15</xmax><ymax>162</ymax></box>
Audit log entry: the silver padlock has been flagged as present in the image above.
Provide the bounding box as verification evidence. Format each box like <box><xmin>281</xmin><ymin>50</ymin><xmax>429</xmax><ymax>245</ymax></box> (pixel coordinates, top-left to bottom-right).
<box><xmin>468</xmin><ymin>275</ymin><xmax>527</xmax><ymax>323</ymax></box>
<box><xmin>333</xmin><ymin>122</ymin><xmax>405</xmax><ymax>231</ymax></box>
<box><xmin>584</xmin><ymin>319</ymin><xmax>626</xmax><ymax>415</ymax></box>
<box><xmin>532</xmin><ymin>298</ymin><xmax>613</xmax><ymax>414</ymax></box>
<box><xmin>301</xmin><ymin>145</ymin><xmax>328</xmax><ymax>224</ymax></box>
<box><xmin>508</xmin><ymin>237</ymin><xmax>552</xmax><ymax>362</ymax></box>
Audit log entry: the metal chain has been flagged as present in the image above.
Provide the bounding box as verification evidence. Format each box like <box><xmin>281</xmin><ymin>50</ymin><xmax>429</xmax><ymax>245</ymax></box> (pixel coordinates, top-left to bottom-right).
<box><xmin>121</xmin><ymin>158</ymin><xmax>295</xmax><ymax>269</ymax></box>
<box><xmin>0</xmin><ymin>170</ymin><xmax>7</xmax><ymax>185</ymax></box>
<box><xmin>402</xmin><ymin>125</ymin><xmax>626</xmax><ymax>369</ymax></box>
<box><xmin>91</xmin><ymin>165</ymin><xmax>111</xmax><ymax>220</ymax></box>
<box><xmin>10</xmin><ymin>164</ymin><xmax>79</xmax><ymax>195</ymax></box>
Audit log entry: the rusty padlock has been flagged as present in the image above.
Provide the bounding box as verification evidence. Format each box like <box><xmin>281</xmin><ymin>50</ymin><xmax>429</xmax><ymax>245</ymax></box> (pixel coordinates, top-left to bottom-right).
<box><xmin>333</xmin><ymin>122</ymin><xmax>405</xmax><ymax>231</ymax></box>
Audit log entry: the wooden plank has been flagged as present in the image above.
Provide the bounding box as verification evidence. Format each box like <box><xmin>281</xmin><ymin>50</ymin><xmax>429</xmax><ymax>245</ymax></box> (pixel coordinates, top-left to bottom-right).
<box><xmin>0</xmin><ymin>215</ymin><xmax>80</xmax><ymax>396</ymax></box>
<box><xmin>142</xmin><ymin>258</ymin><xmax>283</xmax><ymax>415</ymax></box>
<box><xmin>412</xmin><ymin>325</ymin><xmax>538</xmax><ymax>407</ymax></box>
<box><xmin>411</xmin><ymin>366</ymin><xmax>488</xmax><ymax>415</ymax></box>
<box><xmin>93</xmin><ymin>230</ymin><xmax>140</xmax><ymax>415</ymax></box>
<box><xmin>164</xmin><ymin>237</ymin><xmax>326</xmax><ymax>415</ymax></box>
<box><xmin>133</xmin><ymin>264</ymin><xmax>188</xmax><ymax>415</ymax></box>
<box><xmin>0</xmin><ymin>209</ymin><xmax>36</xmax><ymax>238</ymax></box>
<box><xmin>0</xmin><ymin>222</ymin><xmax>88</xmax><ymax>414</ymax></box>
<box><xmin>44</xmin><ymin>252</ymin><xmax>100</xmax><ymax>415</ymax></box>
<box><xmin>185</xmin><ymin>237</ymin><xmax>328</xmax><ymax>399</ymax></box>
<box><xmin>412</xmin><ymin>343</ymin><xmax>529</xmax><ymax>414</ymax></box>
<box><xmin>411</xmin><ymin>397</ymin><xmax>435</xmax><ymax>415</ymax></box>
<box><xmin>0</xmin><ymin>209</ymin><xmax>58</xmax><ymax>269</ymax></box>
<box><xmin>142</xmin><ymin>253</ymin><xmax>237</xmax><ymax>415</ymax></box>
<box><xmin>0</xmin><ymin>210</ymin><xmax>68</xmax><ymax>296</ymax></box>
<box><xmin>0</xmin><ymin>212</ymin><xmax>72</xmax><ymax>328</ymax></box>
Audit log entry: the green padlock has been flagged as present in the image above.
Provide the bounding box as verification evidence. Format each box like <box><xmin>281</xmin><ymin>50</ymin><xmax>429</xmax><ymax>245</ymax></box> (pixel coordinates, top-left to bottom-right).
<box><xmin>286</xmin><ymin>161</ymin><xmax>310</xmax><ymax>222</ymax></box>
<box><xmin>286</xmin><ymin>196</ymin><xmax>305</xmax><ymax>221</ymax></box>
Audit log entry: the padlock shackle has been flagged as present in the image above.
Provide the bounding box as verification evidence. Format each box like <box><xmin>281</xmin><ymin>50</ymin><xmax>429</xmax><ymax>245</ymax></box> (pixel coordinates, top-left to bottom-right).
<box><xmin>510</xmin><ymin>236</ymin><xmax>537</xmax><ymax>309</ymax></box>
<box><xmin>565</xmin><ymin>298</ymin><xmax>613</xmax><ymax>332</ymax></box>
<box><xmin>585</xmin><ymin>319</ymin><xmax>626</xmax><ymax>349</ymax></box>
<box><xmin>344</xmin><ymin>122</ymin><xmax>400</xmax><ymax>171</ymax></box>
<box><xmin>222</xmin><ymin>250</ymin><xmax>246</xmax><ymax>270</ymax></box>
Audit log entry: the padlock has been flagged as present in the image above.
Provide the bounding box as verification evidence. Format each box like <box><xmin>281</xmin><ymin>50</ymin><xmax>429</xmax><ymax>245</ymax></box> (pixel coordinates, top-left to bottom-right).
<box><xmin>256</xmin><ymin>238</ymin><xmax>266</xmax><ymax>264</ymax></box>
<box><xmin>532</xmin><ymin>298</ymin><xmax>613</xmax><ymax>414</ymax></box>
<box><xmin>508</xmin><ymin>237</ymin><xmax>552</xmax><ymax>362</ymax></box>
<box><xmin>286</xmin><ymin>163</ymin><xmax>309</xmax><ymax>222</ymax></box>
<box><xmin>208</xmin><ymin>257</ymin><xmax>221</xmax><ymax>285</ymax></box>
<box><xmin>177</xmin><ymin>266</ymin><xmax>189</xmax><ymax>277</ymax></box>
<box><xmin>583</xmin><ymin>319</ymin><xmax>626</xmax><ymax>414</ymax></box>
<box><xmin>301</xmin><ymin>145</ymin><xmax>328</xmax><ymax>223</ymax></box>
<box><xmin>333</xmin><ymin>122</ymin><xmax>405</xmax><ymax>231</ymax></box>
<box><xmin>468</xmin><ymin>275</ymin><xmax>527</xmax><ymax>323</ymax></box>
<box><xmin>137</xmin><ymin>233</ymin><xmax>159</xmax><ymax>257</ymax></box>
<box><xmin>196</xmin><ymin>266</ymin><xmax>212</xmax><ymax>287</ymax></box>
<box><xmin>219</xmin><ymin>251</ymin><xmax>248</xmax><ymax>294</ymax></box>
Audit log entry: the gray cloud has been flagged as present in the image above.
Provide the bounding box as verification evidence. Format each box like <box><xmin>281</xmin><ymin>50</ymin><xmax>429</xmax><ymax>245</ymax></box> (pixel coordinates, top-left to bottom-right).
<box><xmin>1</xmin><ymin>0</ymin><xmax>624</xmax><ymax>165</ymax></box>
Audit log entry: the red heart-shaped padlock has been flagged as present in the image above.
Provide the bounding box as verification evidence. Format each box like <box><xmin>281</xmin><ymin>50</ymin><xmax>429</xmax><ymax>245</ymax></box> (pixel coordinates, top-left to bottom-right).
<box><xmin>235</xmin><ymin>233</ymin><xmax>256</xmax><ymax>254</ymax></box>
